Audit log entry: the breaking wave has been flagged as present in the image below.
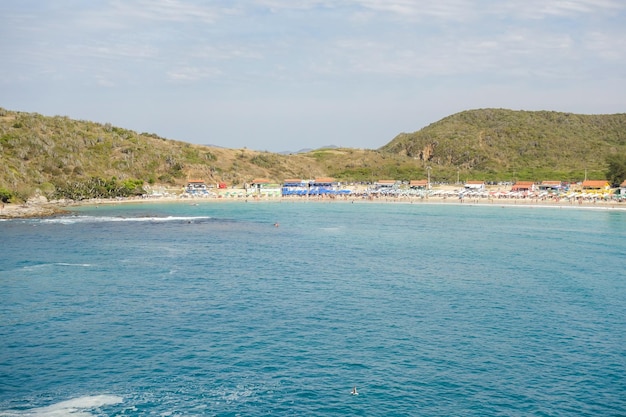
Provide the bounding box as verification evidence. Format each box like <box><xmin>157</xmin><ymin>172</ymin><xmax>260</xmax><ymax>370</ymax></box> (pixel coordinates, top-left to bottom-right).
<box><xmin>40</xmin><ymin>215</ymin><xmax>212</xmax><ymax>225</ymax></box>
<box><xmin>0</xmin><ymin>395</ymin><xmax>123</xmax><ymax>417</ymax></box>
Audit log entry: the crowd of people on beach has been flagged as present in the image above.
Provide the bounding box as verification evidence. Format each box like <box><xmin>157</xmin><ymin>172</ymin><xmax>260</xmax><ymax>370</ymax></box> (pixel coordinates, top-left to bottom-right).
<box><xmin>2</xmin><ymin>183</ymin><xmax>624</xmax><ymax>220</ymax></box>
<box><xmin>158</xmin><ymin>186</ymin><xmax>625</xmax><ymax>212</ymax></box>
<box><xmin>176</xmin><ymin>182</ymin><xmax>624</xmax><ymax>204</ymax></box>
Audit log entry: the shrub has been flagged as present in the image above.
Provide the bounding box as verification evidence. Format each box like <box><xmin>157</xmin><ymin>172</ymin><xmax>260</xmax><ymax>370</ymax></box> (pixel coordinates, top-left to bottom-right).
<box><xmin>0</xmin><ymin>187</ymin><xmax>13</xmax><ymax>203</ymax></box>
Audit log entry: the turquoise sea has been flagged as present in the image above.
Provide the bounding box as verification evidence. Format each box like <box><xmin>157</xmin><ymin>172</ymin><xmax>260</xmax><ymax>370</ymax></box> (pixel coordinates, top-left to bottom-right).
<box><xmin>1</xmin><ymin>201</ymin><xmax>625</xmax><ymax>416</ymax></box>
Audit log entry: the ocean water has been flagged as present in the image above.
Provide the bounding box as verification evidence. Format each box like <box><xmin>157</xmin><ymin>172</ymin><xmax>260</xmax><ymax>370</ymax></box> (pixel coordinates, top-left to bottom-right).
<box><xmin>1</xmin><ymin>201</ymin><xmax>625</xmax><ymax>416</ymax></box>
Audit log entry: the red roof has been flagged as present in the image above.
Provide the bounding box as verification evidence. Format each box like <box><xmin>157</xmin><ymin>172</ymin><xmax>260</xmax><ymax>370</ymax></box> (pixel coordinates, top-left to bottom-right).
<box><xmin>409</xmin><ymin>179</ymin><xmax>428</xmax><ymax>187</ymax></box>
<box><xmin>581</xmin><ymin>180</ymin><xmax>609</xmax><ymax>189</ymax></box>
<box><xmin>511</xmin><ymin>181</ymin><xmax>534</xmax><ymax>191</ymax></box>
<box><xmin>251</xmin><ymin>178</ymin><xmax>270</xmax><ymax>184</ymax></box>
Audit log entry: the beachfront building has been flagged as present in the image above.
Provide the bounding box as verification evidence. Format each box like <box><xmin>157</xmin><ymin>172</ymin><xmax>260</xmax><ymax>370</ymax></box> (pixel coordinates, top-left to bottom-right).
<box><xmin>309</xmin><ymin>177</ymin><xmax>339</xmax><ymax>195</ymax></box>
<box><xmin>282</xmin><ymin>179</ymin><xmax>309</xmax><ymax>196</ymax></box>
<box><xmin>409</xmin><ymin>180</ymin><xmax>428</xmax><ymax>189</ymax></box>
<box><xmin>464</xmin><ymin>181</ymin><xmax>485</xmax><ymax>190</ymax></box>
<box><xmin>407</xmin><ymin>179</ymin><xmax>429</xmax><ymax>197</ymax></box>
<box><xmin>375</xmin><ymin>180</ymin><xmax>398</xmax><ymax>190</ymax></box>
<box><xmin>370</xmin><ymin>180</ymin><xmax>399</xmax><ymax>196</ymax></box>
<box><xmin>511</xmin><ymin>181</ymin><xmax>535</xmax><ymax>192</ymax></box>
<box><xmin>249</xmin><ymin>178</ymin><xmax>281</xmax><ymax>197</ymax></box>
<box><xmin>185</xmin><ymin>179</ymin><xmax>210</xmax><ymax>196</ymax></box>
<box><xmin>539</xmin><ymin>181</ymin><xmax>565</xmax><ymax>192</ymax></box>
<box><xmin>581</xmin><ymin>180</ymin><xmax>610</xmax><ymax>194</ymax></box>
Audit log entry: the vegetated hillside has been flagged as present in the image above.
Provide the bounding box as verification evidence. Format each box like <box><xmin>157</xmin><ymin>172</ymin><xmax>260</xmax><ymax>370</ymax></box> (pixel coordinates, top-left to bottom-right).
<box><xmin>381</xmin><ymin>108</ymin><xmax>626</xmax><ymax>182</ymax></box>
<box><xmin>0</xmin><ymin>107</ymin><xmax>446</xmax><ymax>201</ymax></box>
<box><xmin>305</xmin><ymin>147</ymin><xmax>430</xmax><ymax>184</ymax></box>
<box><xmin>0</xmin><ymin>108</ymin><xmax>343</xmax><ymax>199</ymax></box>
<box><xmin>2</xmin><ymin>106</ymin><xmax>624</xmax><ymax>201</ymax></box>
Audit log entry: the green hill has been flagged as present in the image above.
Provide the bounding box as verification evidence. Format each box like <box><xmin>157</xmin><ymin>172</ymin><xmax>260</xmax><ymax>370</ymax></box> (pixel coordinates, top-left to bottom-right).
<box><xmin>380</xmin><ymin>108</ymin><xmax>626</xmax><ymax>182</ymax></box>
<box><xmin>1</xmin><ymin>107</ymin><xmax>625</xmax><ymax>202</ymax></box>
<box><xmin>0</xmin><ymin>108</ymin><xmax>336</xmax><ymax>200</ymax></box>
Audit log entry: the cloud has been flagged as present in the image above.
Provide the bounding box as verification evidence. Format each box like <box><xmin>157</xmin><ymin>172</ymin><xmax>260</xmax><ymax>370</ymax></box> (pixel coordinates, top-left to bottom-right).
<box><xmin>167</xmin><ymin>66</ymin><xmax>222</xmax><ymax>81</ymax></box>
<box><xmin>250</xmin><ymin>0</ymin><xmax>624</xmax><ymax>21</ymax></box>
<box><xmin>494</xmin><ymin>0</ymin><xmax>624</xmax><ymax>19</ymax></box>
<box><xmin>353</xmin><ymin>0</ymin><xmax>476</xmax><ymax>21</ymax></box>
<box><xmin>4</xmin><ymin>0</ymin><xmax>624</xmax><ymax>84</ymax></box>
<box><xmin>95</xmin><ymin>74</ymin><xmax>117</xmax><ymax>87</ymax></box>
<box><xmin>107</xmin><ymin>0</ymin><xmax>225</xmax><ymax>24</ymax></box>
<box><xmin>584</xmin><ymin>31</ymin><xmax>626</xmax><ymax>61</ymax></box>
<box><xmin>189</xmin><ymin>44</ymin><xmax>264</xmax><ymax>62</ymax></box>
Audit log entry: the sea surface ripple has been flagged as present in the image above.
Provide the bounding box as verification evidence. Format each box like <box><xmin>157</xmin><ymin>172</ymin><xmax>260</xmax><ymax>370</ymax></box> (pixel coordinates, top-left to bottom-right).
<box><xmin>1</xmin><ymin>201</ymin><xmax>625</xmax><ymax>416</ymax></box>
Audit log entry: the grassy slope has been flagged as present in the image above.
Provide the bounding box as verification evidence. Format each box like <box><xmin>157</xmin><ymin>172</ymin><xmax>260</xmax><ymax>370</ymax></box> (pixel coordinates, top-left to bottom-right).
<box><xmin>380</xmin><ymin>108</ymin><xmax>626</xmax><ymax>182</ymax></box>
<box><xmin>0</xmin><ymin>109</ymin><xmax>333</xmax><ymax>198</ymax></box>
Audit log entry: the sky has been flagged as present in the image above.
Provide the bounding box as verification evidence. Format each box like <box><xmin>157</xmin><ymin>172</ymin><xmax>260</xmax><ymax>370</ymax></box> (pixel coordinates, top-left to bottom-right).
<box><xmin>1</xmin><ymin>1</ymin><xmax>625</xmax><ymax>152</ymax></box>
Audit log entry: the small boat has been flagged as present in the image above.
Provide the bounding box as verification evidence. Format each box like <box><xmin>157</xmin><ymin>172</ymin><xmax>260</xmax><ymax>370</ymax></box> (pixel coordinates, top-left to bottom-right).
<box><xmin>351</xmin><ymin>386</ymin><xmax>358</xmax><ymax>395</ymax></box>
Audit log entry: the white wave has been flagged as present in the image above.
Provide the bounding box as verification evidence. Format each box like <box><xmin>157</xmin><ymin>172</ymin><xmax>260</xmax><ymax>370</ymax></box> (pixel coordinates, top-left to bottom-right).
<box><xmin>215</xmin><ymin>386</ymin><xmax>254</xmax><ymax>405</ymax></box>
<box><xmin>21</xmin><ymin>263</ymin><xmax>54</xmax><ymax>271</ymax></box>
<box><xmin>0</xmin><ymin>395</ymin><xmax>123</xmax><ymax>417</ymax></box>
<box><xmin>41</xmin><ymin>216</ymin><xmax>211</xmax><ymax>225</ymax></box>
<box><xmin>320</xmin><ymin>226</ymin><xmax>344</xmax><ymax>233</ymax></box>
<box><xmin>21</xmin><ymin>263</ymin><xmax>92</xmax><ymax>271</ymax></box>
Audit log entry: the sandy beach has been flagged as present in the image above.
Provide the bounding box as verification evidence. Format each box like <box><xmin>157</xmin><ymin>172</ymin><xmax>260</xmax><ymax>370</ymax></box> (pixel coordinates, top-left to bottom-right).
<box><xmin>2</xmin><ymin>187</ymin><xmax>625</xmax><ymax>220</ymax></box>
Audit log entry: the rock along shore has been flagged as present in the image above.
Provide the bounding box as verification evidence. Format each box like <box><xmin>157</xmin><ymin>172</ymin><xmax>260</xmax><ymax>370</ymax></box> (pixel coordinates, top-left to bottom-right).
<box><xmin>0</xmin><ymin>197</ymin><xmax>69</xmax><ymax>219</ymax></box>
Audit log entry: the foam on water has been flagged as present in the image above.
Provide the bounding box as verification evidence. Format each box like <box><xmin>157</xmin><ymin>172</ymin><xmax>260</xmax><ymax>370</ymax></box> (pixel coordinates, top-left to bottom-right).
<box><xmin>40</xmin><ymin>215</ymin><xmax>211</xmax><ymax>225</ymax></box>
<box><xmin>0</xmin><ymin>395</ymin><xmax>123</xmax><ymax>417</ymax></box>
<box><xmin>21</xmin><ymin>263</ymin><xmax>93</xmax><ymax>271</ymax></box>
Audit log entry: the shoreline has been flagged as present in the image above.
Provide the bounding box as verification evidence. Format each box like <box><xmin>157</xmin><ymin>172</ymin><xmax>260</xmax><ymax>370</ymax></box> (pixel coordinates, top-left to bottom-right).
<box><xmin>0</xmin><ymin>202</ymin><xmax>69</xmax><ymax>219</ymax></box>
<box><xmin>2</xmin><ymin>192</ymin><xmax>625</xmax><ymax>219</ymax></box>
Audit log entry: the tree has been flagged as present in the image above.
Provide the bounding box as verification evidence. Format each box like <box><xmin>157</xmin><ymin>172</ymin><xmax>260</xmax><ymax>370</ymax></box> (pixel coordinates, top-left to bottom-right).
<box><xmin>606</xmin><ymin>154</ymin><xmax>626</xmax><ymax>187</ymax></box>
<box><xmin>0</xmin><ymin>187</ymin><xmax>14</xmax><ymax>203</ymax></box>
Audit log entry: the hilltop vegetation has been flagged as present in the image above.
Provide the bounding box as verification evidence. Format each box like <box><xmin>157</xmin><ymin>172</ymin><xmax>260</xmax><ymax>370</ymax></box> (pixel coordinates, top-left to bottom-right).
<box><xmin>0</xmin><ymin>108</ymin><xmax>331</xmax><ymax>200</ymax></box>
<box><xmin>1</xmin><ymin>107</ymin><xmax>625</xmax><ymax>202</ymax></box>
<box><xmin>381</xmin><ymin>108</ymin><xmax>626</xmax><ymax>182</ymax></box>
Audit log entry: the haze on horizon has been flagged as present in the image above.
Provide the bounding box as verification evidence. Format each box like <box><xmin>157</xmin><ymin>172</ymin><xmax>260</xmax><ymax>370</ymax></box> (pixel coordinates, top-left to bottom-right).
<box><xmin>1</xmin><ymin>1</ymin><xmax>625</xmax><ymax>152</ymax></box>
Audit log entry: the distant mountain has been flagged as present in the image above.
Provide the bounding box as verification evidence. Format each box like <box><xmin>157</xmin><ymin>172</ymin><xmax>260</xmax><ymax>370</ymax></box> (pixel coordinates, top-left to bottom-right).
<box><xmin>278</xmin><ymin>145</ymin><xmax>339</xmax><ymax>155</ymax></box>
